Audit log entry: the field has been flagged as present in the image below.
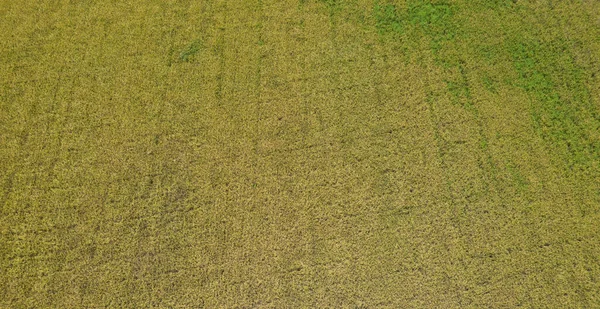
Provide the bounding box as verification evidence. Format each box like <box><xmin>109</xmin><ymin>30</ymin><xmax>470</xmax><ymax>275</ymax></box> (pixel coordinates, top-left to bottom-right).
<box><xmin>1</xmin><ymin>0</ymin><xmax>599</xmax><ymax>307</ymax></box>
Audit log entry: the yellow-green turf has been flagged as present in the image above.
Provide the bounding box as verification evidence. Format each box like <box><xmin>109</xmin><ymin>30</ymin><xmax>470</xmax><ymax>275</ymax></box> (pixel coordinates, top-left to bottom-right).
<box><xmin>1</xmin><ymin>0</ymin><xmax>599</xmax><ymax>307</ymax></box>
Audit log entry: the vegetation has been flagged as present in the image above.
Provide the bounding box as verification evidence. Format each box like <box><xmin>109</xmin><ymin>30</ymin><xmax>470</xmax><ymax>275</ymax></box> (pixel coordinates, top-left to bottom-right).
<box><xmin>1</xmin><ymin>0</ymin><xmax>599</xmax><ymax>307</ymax></box>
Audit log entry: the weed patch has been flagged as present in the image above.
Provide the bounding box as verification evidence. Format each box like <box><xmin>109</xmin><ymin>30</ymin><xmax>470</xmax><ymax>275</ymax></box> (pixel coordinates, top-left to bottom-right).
<box><xmin>374</xmin><ymin>4</ymin><xmax>403</xmax><ymax>35</ymax></box>
<box><xmin>179</xmin><ymin>39</ymin><xmax>203</xmax><ymax>62</ymax></box>
<box><xmin>510</xmin><ymin>39</ymin><xmax>599</xmax><ymax>169</ymax></box>
<box><xmin>407</xmin><ymin>1</ymin><xmax>452</xmax><ymax>28</ymax></box>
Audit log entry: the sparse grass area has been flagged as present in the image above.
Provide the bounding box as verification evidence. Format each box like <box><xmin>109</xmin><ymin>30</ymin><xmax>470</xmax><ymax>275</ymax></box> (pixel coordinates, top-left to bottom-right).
<box><xmin>1</xmin><ymin>0</ymin><xmax>599</xmax><ymax>307</ymax></box>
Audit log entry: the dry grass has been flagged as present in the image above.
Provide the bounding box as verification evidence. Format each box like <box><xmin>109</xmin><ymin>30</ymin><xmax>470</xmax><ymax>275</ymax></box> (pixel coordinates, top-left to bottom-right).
<box><xmin>1</xmin><ymin>0</ymin><xmax>599</xmax><ymax>307</ymax></box>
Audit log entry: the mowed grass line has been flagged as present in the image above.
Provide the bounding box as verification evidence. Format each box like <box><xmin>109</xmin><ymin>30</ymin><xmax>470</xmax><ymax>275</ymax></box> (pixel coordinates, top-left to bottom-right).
<box><xmin>1</xmin><ymin>0</ymin><xmax>600</xmax><ymax>307</ymax></box>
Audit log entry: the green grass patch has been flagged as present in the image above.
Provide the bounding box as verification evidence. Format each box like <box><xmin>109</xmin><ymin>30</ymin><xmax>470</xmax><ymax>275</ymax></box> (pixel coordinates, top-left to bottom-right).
<box><xmin>510</xmin><ymin>39</ymin><xmax>599</xmax><ymax>169</ymax></box>
<box><xmin>481</xmin><ymin>74</ymin><xmax>497</xmax><ymax>93</ymax></box>
<box><xmin>373</xmin><ymin>0</ymin><xmax>455</xmax><ymax>43</ymax></box>
<box><xmin>372</xmin><ymin>0</ymin><xmax>458</xmax><ymax>63</ymax></box>
<box><xmin>445</xmin><ymin>68</ymin><xmax>470</xmax><ymax>101</ymax></box>
<box><xmin>373</xmin><ymin>4</ymin><xmax>403</xmax><ymax>35</ymax></box>
<box><xmin>409</xmin><ymin>0</ymin><xmax>457</xmax><ymax>61</ymax></box>
<box><xmin>506</xmin><ymin>161</ymin><xmax>529</xmax><ymax>192</ymax></box>
<box><xmin>179</xmin><ymin>39</ymin><xmax>203</xmax><ymax>62</ymax></box>
<box><xmin>407</xmin><ymin>0</ymin><xmax>452</xmax><ymax>27</ymax></box>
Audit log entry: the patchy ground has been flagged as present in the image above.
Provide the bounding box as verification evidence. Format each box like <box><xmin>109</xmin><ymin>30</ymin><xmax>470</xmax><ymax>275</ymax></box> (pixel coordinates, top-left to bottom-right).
<box><xmin>1</xmin><ymin>0</ymin><xmax>599</xmax><ymax>307</ymax></box>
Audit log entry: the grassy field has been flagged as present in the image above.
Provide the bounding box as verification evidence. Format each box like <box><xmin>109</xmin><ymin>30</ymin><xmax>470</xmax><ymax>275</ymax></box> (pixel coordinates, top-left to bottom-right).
<box><xmin>1</xmin><ymin>0</ymin><xmax>599</xmax><ymax>307</ymax></box>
